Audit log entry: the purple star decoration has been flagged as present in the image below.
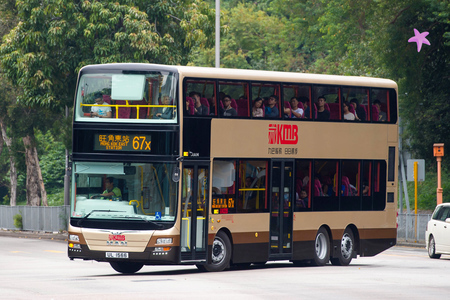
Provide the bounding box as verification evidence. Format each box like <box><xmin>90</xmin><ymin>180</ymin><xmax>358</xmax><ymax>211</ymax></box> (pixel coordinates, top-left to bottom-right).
<box><xmin>408</xmin><ymin>28</ymin><xmax>430</xmax><ymax>52</ymax></box>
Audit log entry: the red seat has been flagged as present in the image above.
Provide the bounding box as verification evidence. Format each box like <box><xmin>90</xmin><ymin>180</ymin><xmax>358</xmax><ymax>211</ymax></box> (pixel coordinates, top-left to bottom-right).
<box><xmin>314</xmin><ymin>178</ymin><xmax>322</xmax><ymax>197</ymax></box>
<box><xmin>284</xmin><ymin>101</ymin><xmax>292</xmax><ymax>118</ymax></box>
<box><xmin>230</xmin><ymin>99</ymin><xmax>238</xmax><ymax>114</ymax></box>
<box><xmin>200</xmin><ymin>97</ymin><xmax>210</xmax><ymax>115</ymax></box>
<box><xmin>328</xmin><ymin>103</ymin><xmax>340</xmax><ymax>120</ymax></box>
<box><xmin>371</xmin><ymin>104</ymin><xmax>379</xmax><ymax>122</ymax></box>
<box><xmin>341</xmin><ymin>176</ymin><xmax>350</xmax><ymax>196</ymax></box>
<box><xmin>186</xmin><ymin>97</ymin><xmax>195</xmax><ymax>115</ymax></box>
<box><xmin>237</xmin><ymin>98</ymin><xmax>249</xmax><ymax>117</ymax></box>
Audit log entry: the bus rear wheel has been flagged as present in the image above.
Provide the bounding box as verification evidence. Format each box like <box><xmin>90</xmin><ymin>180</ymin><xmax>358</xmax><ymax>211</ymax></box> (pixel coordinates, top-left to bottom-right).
<box><xmin>331</xmin><ymin>228</ymin><xmax>354</xmax><ymax>266</ymax></box>
<box><xmin>110</xmin><ymin>262</ymin><xmax>143</xmax><ymax>274</ymax></box>
<box><xmin>203</xmin><ymin>231</ymin><xmax>231</xmax><ymax>272</ymax></box>
<box><xmin>312</xmin><ymin>227</ymin><xmax>330</xmax><ymax>266</ymax></box>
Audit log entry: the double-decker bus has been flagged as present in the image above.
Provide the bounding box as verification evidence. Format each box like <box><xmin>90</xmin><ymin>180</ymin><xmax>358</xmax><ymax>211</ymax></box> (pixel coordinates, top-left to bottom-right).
<box><xmin>68</xmin><ymin>63</ymin><xmax>398</xmax><ymax>273</ymax></box>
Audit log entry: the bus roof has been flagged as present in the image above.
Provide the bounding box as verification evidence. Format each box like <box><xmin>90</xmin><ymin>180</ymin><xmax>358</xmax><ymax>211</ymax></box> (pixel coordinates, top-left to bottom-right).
<box><xmin>80</xmin><ymin>63</ymin><xmax>397</xmax><ymax>89</ymax></box>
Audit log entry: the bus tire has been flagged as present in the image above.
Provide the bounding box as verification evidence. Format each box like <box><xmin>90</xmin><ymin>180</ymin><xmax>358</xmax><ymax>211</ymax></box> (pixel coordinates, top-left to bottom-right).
<box><xmin>110</xmin><ymin>262</ymin><xmax>143</xmax><ymax>274</ymax></box>
<box><xmin>428</xmin><ymin>235</ymin><xmax>441</xmax><ymax>259</ymax></box>
<box><xmin>331</xmin><ymin>228</ymin><xmax>354</xmax><ymax>266</ymax></box>
<box><xmin>203</xmin><ymin>231</ymin><xmax>231</xmax><ymax>272</ymax></box>
<box><xmin>312</xmin><ymin>227</ymin><xmax>330</xmax><ymax>266</ymax></box>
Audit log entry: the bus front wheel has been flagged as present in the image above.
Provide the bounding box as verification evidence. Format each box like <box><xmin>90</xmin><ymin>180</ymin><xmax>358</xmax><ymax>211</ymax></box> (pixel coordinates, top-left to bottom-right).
<box><xmin>312</xmin><ymin>227</ymin><xmax>330</xmax><ymax>266</ymax></box>
<box><xmin>110</xmin><ymin>262</ymin><xmax>143</xmax><ymax>274</ymax></box>
<box><xmin>203</xmin><ymin>231</ymin><xmax>231</xmax><ymax>272</ymax></box>
<box><xmin>331</xmin><ymin>228</ymin><xmax>354</xmax><ymax>266</ymax></box>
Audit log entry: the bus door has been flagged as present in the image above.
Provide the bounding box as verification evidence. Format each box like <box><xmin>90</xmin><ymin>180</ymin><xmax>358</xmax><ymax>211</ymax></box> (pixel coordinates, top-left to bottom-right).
<box><xmin>180</xmin><ymin>163</ymin><xmax>209</xmax><ymax>262</ymax></box>
<box><xmin>269</xmin><ymin>160</ymin><xmax>294</xmax><ymax>258</ymax></box>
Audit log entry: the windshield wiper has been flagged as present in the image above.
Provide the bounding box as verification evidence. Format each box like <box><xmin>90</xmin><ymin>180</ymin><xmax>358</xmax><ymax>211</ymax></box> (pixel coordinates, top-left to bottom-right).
<box><xmin>77</xmin><ymin>210</ymin><xmax>125</xmax><ymax>226</ymax></box>
<box><xmin>118</xmin><ymin>216</ymin><xmax>164</xmax><ymax>229</ymax></box>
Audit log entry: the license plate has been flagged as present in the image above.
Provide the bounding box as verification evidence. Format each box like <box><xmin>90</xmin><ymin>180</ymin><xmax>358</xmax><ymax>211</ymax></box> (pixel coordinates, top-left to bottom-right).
<box><xmin>106</xmin><ymin>252</ymin><xmax>129</xmax><ymax>259</ymax></box>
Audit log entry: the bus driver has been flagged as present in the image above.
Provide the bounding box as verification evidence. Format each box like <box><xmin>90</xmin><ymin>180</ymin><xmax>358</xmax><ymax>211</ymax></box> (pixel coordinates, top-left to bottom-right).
<box><xmin>91</xmin><ymin>177</ymin><xmax>122</xmax><ymax>200</ymax></box>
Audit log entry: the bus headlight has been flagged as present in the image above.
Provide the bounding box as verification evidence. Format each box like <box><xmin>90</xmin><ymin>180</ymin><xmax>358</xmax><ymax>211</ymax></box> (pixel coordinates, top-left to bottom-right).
<box><xmin>156</xmin><ymin>238</ymin><xmax>173</xmax><ymax>244</ymax></box>
<box><xmin>69</xmin><ymin>234</ymin><xmax>80</xmax><ymax>242</ymax></box>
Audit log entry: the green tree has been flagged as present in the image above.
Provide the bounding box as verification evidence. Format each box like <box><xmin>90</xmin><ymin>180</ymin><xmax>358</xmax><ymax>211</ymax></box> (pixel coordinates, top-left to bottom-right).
<box><xmin>0</xmin><ymin>0</ymin><xmax>216</xmax><ymax>205</ymax></box>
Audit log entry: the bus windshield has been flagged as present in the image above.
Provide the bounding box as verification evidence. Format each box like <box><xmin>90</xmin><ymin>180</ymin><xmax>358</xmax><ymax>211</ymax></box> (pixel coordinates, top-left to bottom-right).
<box><xmin>74</xmin><ymin>71</ymin><xmax>177</xmax><ymax>123</ymax></box>
<box><xmin>71</xmin><ymin>162</ymin><xmax>178</xmax><ymax>223</ymax></box>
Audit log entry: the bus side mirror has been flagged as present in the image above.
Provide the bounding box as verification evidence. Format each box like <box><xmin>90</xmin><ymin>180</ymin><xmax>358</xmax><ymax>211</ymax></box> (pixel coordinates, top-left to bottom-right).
<box><xmin>172</xmin><ymin>167</ymin><xmax>180</xmax><ymax>182</ymax></box>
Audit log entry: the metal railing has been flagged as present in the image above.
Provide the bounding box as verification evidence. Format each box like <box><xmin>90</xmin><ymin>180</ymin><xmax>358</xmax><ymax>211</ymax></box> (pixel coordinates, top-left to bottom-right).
<box><xmin>0</xmin><ymin>205</ymin><xmax>70</xmax><ymax>232</ymax></box>
<box><xmin>397</xmin><ymin>213</ymin><xmax>431</xmax><ymax>244</ymax></box>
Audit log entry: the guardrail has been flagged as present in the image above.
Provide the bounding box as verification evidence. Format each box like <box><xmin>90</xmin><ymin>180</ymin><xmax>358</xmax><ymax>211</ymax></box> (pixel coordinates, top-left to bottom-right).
<box><xmin>0</xmin><ymin>205</ymin><xmax>70</xmax><ymax>232</ymax></box>
<box><xmin>397</xmin><ymin>213</ymin><xmax>431</xmax><ymax>244</ymax></box>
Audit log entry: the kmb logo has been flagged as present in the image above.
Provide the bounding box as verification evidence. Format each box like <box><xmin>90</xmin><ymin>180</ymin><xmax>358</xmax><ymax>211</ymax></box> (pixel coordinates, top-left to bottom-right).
<box><xmin>109</xmin><ymin>234</ymin><xmax>126</xmax><ymax>241</ymax></box>
<box><xmin>268</xmin><ymin>124</ymin><xmax>298</xmax><ymax>145</ymax></box>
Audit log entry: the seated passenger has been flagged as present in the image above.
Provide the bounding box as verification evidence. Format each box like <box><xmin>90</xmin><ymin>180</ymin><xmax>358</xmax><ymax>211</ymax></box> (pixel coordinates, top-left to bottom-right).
<box><xmin>190</xmin><ymin>91</ymin><xmax>208</xmax><ymax>115</ymax></box>
<box><xmin>373</xmin><ymin>99</ymin><xmax>386</xmax><ymax>121</ymax></box>
<box><xmin>153</xmin><ymin>95</ymin><xmax>174</xmax><ymax>119</ymax></box>
<box><xmin>265</xmin><ymin>95</ymin><xmax>279</xmax><ymax>118</ymax></box>
<box><xmin>289</xmin><ymin>97</ymin><xmax>304</xmax><ymax>118</ymax></box>
<box><xmin>252</xmin><ymin>97</ymin><xmax>264</xmax><ymax>117</ymax></box>
<box><xmin>221</xmin><ymin>95</ymin><xmax>237</xmax><ymax>117</ymax></box>
<box><xmin>350</xmin><ymin>98</ymin><xmax>366</xmax><ymax>121</ymax></box>
<box><xmin>297</xmin><ymin>190</ymin><xmax>309</xmax><ymax>208</ymax></box>
<box><xmin>316</xmin><ymin>96</ymin><xmax>330</xmax><ymax>120</ymax></box>
<box><xmin>90</xmin><ymin>92</ymin><xmax>112</xmax><ymax>118</ymax></box>
<box><xmin>343</xmin><ymin>101</ymin><xmax>355</xmax><ymax>120</ymax></box>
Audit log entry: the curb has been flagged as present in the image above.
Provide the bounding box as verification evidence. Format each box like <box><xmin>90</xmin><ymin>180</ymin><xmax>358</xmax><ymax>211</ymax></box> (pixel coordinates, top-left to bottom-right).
<box><xmin>0</xmin><ymin>229</ymin><xmax>67</xmax><ymax>241</ymax></box>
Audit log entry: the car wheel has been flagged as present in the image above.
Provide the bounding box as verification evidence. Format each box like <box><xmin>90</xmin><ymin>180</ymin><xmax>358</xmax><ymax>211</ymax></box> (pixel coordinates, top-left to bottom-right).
<box><xmin>331</xmin><ymin>228</ymin><xmax>354</xmax><ymax>266</ymax></box>
<box><xmin>110</xmin><ymin>262</ymin><xmax>143</xmax><ymax>274</ymax></box>
<box><xmin>311</xmin><ymin>227</ymin><xmax>330</xmax><ymax>266</ymax></box>
<box><xmin>428</xmin><ymin>235</ymin><xmax>441</xmax><ymax>259</ymax></box>
<box><xmin>203</xmin><ymin>231</ymin><xmax>231</xmax><ymax>272</ymax></box>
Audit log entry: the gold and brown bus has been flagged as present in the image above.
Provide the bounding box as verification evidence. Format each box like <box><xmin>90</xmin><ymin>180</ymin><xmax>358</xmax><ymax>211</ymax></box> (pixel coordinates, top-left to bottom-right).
<box><xmin>68</xmin><ymin>63</ymin><xmax>398</xmax><ymax>273</ymax></box>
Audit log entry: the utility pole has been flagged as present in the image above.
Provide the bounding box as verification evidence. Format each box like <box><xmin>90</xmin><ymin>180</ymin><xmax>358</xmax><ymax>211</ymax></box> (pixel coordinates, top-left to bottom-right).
<box><xmin>215</xmin><ymin>0</ymin><xmax>220</xmax><ymax>68</ymax></box>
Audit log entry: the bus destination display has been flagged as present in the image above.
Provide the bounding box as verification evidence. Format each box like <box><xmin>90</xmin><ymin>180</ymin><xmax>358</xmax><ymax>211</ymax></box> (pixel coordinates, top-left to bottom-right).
<box><xmin>94</xmin><ymin>134</ymin><xmax>151</xmax><ymax>152</ymax></box>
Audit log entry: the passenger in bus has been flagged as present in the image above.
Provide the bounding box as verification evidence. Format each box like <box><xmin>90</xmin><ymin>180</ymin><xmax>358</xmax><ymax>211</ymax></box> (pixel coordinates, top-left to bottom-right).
<box><xmin>252</xmin><ymin>97</ymin><xmax>264</xmax><ymax>117</ymax></box>
<box><xmin>350</xmin><ymin>98</ymin><xmax>366</xmax><ymax>121</ymax></box>
<box><xmin>373</xmin><ymin>99</ymin><xmax>386</xmax><ymax>121</ymax></box>
<box><xmin>265</xmin><ymin>95</ymin><xmax>279</xmax><ymax>118</ymax></box>
<box><xmin>91</xmin><ymin>177</ymin><xmax>122</xmax><ymax>200</ymax></box>
<box><xmin>209</xmin><ymin>95</ymin><xmax>217</xmax><ymax>115</ymax></box>
<box><xmin>190</xmin><ymin>92</ymin><xmax>208</xmax><ymax>115</ymax></box>
<box><xmin>362</xmin><ymin>179</ymin><xmax>369</xmax><ymax>196</ymax></box>
<box><xmin>90</xmin><ymin>92</ymin><xmax>112</xmax><ymax>118</ymax></box>
<box><xmin>287</xmin><ymin>97</ymin><xmax>304</xmax><ymax>118</ymax></box>
<box><xmin>221</xmin><ymin>95</ymin><xmax>237</xmax><ymax>117</ymax></box>
<box><xmin>343</xmin><ymin>101</ymin><xmax>356</xmax><ymax>120</ymax></box>
<box><xmin>153</xmin><ymin>95</ymin><xmax>174</xmax><ymax>119</ymax></box>
<box><xmin>297</xmin><ymin>190</ymin><xmax>309</xmax><ymax>208</ymax></box>
<box><xmin>300</xmin><ymin>97</ymin><xmax>311</xmax><ymax>119</ymax></box>
<box><xmin>316</xmin><ymin>96</ymin><xmax>330</xmax><ymax>120</ymax></box>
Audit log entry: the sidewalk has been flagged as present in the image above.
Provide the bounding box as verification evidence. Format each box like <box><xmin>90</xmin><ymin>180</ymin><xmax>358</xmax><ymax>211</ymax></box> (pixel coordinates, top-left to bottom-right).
<box><xmin>0</xmin><ymin>229</ymin><xmax>67</xmax><ymax>241</ymax></box>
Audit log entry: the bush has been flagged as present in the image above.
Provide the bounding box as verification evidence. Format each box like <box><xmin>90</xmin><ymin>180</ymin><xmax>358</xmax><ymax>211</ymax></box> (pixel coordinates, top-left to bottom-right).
<box><xmin>13</xmin><ymin>213</ymin><xmax>23</xmax><ymax>230</ymax></box>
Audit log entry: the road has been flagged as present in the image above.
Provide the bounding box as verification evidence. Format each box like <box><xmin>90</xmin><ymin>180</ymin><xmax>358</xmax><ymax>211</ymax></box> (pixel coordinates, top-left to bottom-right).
<box><xmin>0</xmin><ymin>236</ymin><xmax>448</xmax><ymax>299</ymax></box>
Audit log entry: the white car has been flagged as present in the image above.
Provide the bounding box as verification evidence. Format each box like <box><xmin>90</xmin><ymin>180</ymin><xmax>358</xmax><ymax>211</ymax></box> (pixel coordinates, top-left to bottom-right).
<box><xmin>425</xmin><ymin>203</ymin><xmax>450</xmax><ymax>258</ymax></box>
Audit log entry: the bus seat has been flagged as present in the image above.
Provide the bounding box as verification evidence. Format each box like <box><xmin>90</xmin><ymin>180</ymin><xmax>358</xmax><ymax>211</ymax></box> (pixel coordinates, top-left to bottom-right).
<box><xmin>342</xmin><ymin>176</ymin><xmax>350</xmax><ymax>196</ymax></box>
<box><xmin>284</xmin><ymin>101</ymin><xmax>292</xmax><ymax>118</ymax></box>
<box><xmin>328</xmin><ymin>103</ymin><xmax>340</xmax><ymax>120</ymax></box>
<box><xmin>324</xmin><ymin>103</ymin><xmax>330</xmax><ymax>111</ymax></box>
<box><xmin>231</xmin><ymin>99</ymin><xmax>238</xmax><ymax>114</ymax></box>
<box><xmin>237</xmin><ymin>98</ymin><xmax>249</xmax><ymax>117</ymax></box>
<box><xmin>371</xmin><ymin>104</ymin><xmax>379</xmax><ymax>122</ymax></box>
<box><xmin>103</xmin><ymin>94</ymin><xmax>111</xmax><ymax>104</ymax></box>
<box><xmin>314</xmin><ymin>178</ymin><xmax>322</xmax><ymax>197</ymax></box>
<box><xmin>200</xmin><ymin>97</ymin><xmax>210</xmax><ymax>115</ymax></box>
<box><xmin>116</xmin><ymin>100</ymin><xmax>130</xmax><ymax>119</ymax></box>
<box><xmin>130</xmin><ymin>98</ymin><xmax>147</xmax><ymax>119</ymax></box>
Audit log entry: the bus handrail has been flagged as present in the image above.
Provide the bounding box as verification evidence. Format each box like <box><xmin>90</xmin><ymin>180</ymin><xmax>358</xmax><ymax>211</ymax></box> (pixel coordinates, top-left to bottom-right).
<box><xmin>80</xmin><ymin>103</ymin><xmax>176</xmax><ymax>119</ymax></box>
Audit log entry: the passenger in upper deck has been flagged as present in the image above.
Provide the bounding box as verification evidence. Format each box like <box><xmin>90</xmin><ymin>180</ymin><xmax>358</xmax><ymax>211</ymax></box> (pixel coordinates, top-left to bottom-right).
<box><xmin>287</xmin><ymin>97</ymin><xmax>304</xmax><ymax>118</ymax></box>
<box><xmin>90</xmin><ymin>92</ymin><xmax>112</xmax><ymax>118</ymax></box>
<box><xmin>154</xmin><ymin>95</ymin><xmax>175</xmax><ymax>119</ymax></box>
<box><xmin>343</xmin><ymin>101</ymin><xmax>356</xmax><ymax>120</ymax></box>
<box><xmin>350</xmin><ymin>98</ymin><xmax>366</xmax><ymax>121</ymax></box>
<box><xmin>316</xmin><ymin>96</ymin><xmax>330</xmax><ymax>120</ymax></box>
<box><xmin>252</xmin><ymin>97</ymin><xmax>264</xmax><ymax>117</ymax></box>
<box><xmin>190</xmin><ymin>92</ymin><xmax>208</xmax><ymax>115</ymax></box>
<box><xmin>265</xmin><ymin>95</ymin><xmax>279</xmax><ymax>118</ymax></box>
<box><xmin>221</xmin><ymin>95</ymin><xmax>237</xmax><ymax>117</ymax></box>
<box><xmin>373</xmin><ymin>99</ymin><xmax>386</xmax><ymax>121</ymax></box>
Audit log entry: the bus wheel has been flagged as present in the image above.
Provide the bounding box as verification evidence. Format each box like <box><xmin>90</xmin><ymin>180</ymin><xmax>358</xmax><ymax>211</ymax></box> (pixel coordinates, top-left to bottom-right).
<box><xmin>204</xmin><ymin>231</ymin><xmax>231</xmax><ymax>272</ymax></box>
<box><xmin>428</xmin><ymin>235</ymin><xmax>441</xmax><ymax>259</ymax></box>
<box><xmin>312</xmin><ymin>227</ymin><xmax>330</xmax><ymax>266</ymax></box>
<box><xmin>110</xmin><ymin>262</ymin><xmax>143</xmax><ymax>274</ymax></box>
<box><xmin>331</xmin><ymin>228</ymin><xmax>354</xmax><ymax>266</ymax></box>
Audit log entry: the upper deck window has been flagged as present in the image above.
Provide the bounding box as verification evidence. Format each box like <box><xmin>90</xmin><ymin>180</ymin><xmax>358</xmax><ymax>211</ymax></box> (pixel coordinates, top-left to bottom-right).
<box><xmin>74</xmin><ymin>71</ymin><xmax>178</xmax><ymax>124</ymax></box>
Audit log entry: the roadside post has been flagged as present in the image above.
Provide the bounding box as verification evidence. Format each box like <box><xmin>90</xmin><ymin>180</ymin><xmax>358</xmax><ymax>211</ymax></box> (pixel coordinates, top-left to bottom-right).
<box><xmin>433</xmin><ymin>143</ymin><xmax>444</xmax><ymax>205</ymax></box>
